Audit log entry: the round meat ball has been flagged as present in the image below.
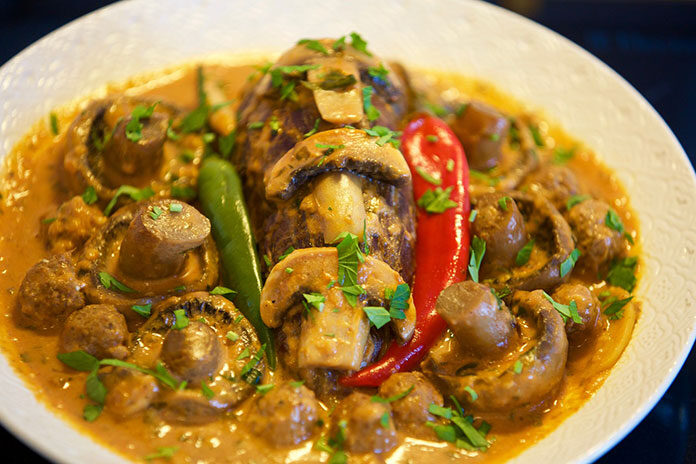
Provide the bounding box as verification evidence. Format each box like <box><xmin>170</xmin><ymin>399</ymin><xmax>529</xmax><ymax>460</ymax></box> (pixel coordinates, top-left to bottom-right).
<box><xmin>60</xmin><ymin>304</ymin><xmax>129</xmax><ymax>359</ymax></box>
<box><xmin>247</xmin><ymin>382</ymin><xmax>320</xmax><ymax>446</ymax></box>
<box><xmin>17</xmin><ymin>253</ymin><xmax>85</xmax><ymax>330</ymax></box>
<box><xmin>161</xmin><ymin>321</ymin><xmax>223</xmax><ymax>384</ymax></box>
<box><xmin>472</xmin><ymin>193</ymin><xmax>527</xmax><ymax>278</ymax></box>
<box><xmin>104</xmin><ymin>368</ymin><xmax>159</xmax><ymax>419</ymax></box>
<box><xmin>46</xmin><ymin>196</ymin><xmax>106</xmax><ymax>253</ymax></box>
<box><xmin>378</xmin><ymin>372</ymin><xmax>443</xmax><ymax>428</ymax></box>
<box><xmin>333</xmin><ymin>392</ymin><xmax>398</xmax><ymax>455</ymax></box>
<box><xmin>565</xmin><ymin>199</ymin><xmax>624</xmax><ymax>272</ymax></box>
<box><xmin>523</xmin><ymin>165</ymin><xmax>580</xmax><ymax>211</ymax></box>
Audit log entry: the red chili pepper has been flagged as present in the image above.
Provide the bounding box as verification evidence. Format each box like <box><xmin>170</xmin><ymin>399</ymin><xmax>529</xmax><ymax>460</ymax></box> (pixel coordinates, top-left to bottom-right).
<box><xmin>340</xmin><ymin>114</ymin><xmax>470</xmax><ymax>387</ymax></box>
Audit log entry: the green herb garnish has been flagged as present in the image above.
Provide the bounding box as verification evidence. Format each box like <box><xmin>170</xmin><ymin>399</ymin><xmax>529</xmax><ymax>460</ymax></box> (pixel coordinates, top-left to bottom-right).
<box><xmin>98</xmin><ymin>272</ymin><xmax>134</xmax><ymax>293</ymax></box>
<box><xmin>81</xmin><ymin>186</ymin><xmax>98</xmax><ymax>205</ymax></box>
<box><xmin>515</xmin><ymin>239</ymin><xmax>535</xmax><ymax>266</ymax></box>
<box><xmin>349</xmin><ymin>32</ymin><xmax>372</xmax><ymax>56</ymax></box>
<box><xmin>304</xmin><ymin>118</ymin><xmax>320</xmax><ymax>138</ymax></box>
<box><xmin>560</xmin><ymin>248</ymin><xmax>581</xmax><ymax>278</ymax></box>
<box><xmin>468</xmin><ymin>236</ymin><xmax>486</xmax><ymax>283</ymax></box>
<box><xmin>371</xmin><ymin>384</ymin><xmax>414</xmax><ymax>403</ymax></box>
<box><xmin>131</xmin><ymin>303</ymin><xmax>152</xmax><ymax>318</ymax></box>
<box><xmin>415</xmin><ymin>166</ymin><xmax>442</xmax><ymax>186</ymax></box>
<box><xmin>103</xmin><ymin>185</ymin><xmax>155</xmax><ymax>215</ymax></box>
<box><xmin>173</xmin><ymin>309</ymin><xmax>189</xmax><ymax>330</ymax></box>
<box><xmin>606</xmin><ymin>257</ymin><xmax>638</xmax><ymax>292</ymax></box>
<box><xmin>125</xmin><ymin>102</ymin><xmax>158</xmax><ymax>142</ymax></box>
<box><xmin>49</xmin><ymin>112</ymin><xmax>59</xmax><ymax>135</ymax></box>
<box><xmin>297</xmin><ymin>39</ymin><xmax>329</xmax><ymax>55</ymax></box>
<box><xmin>362</xmin><ymin>86</ymin><xmax>381</xmax><ymax>122</ymax></box>
<box><xmin>210</xmin><ymin>286</ymin><xmax>236</xmax><ymax>296</ymax></box>
<box><xmin>417</xmin><ymin>186</ymin><xmax>457</xmax><ymax>214</ymax></box>
<box><xmin>566</xmin><ymin>194</ymin><xmax>590</xmax><ymax>210</ymax></box>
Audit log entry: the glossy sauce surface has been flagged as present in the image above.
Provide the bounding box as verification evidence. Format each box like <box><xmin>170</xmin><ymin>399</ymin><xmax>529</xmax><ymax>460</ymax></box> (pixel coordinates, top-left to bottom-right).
<box><xmin>0</xmin><ymin>60</ymin><xmax>639</xmax><ymax>463</ymax></box>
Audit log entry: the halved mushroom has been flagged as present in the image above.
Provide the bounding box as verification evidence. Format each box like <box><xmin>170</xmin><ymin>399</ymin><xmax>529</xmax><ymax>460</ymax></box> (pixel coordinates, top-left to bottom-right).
<box><xmin>63</xmin><ymin>96</ymin><xmax>204</xmax><ymax>204</ymax></box>
<box><xmin>119</xmin><ymin>292</ymin><xmax>265</xmax><ymax>424</ymax></box>
<box><xmin>76</xmin><ymin>200</ymin><xmax>218</xmax><ymax>319</ymax></box>
<box><xmin>306</xmin><ymin>57</ymin><xmax>363</xmax><ymax>125</ymax></box>
<box><xmin>261</xmin><ymin>248</ymin><xmax>415</xmax><ymax>372</ymax></box>
<box><xmin>422</xmin><ymin>287</ymin><xmax>568</xmax><ymax>411</ymax></box>
<box><xmin>473</xmin><ymin>191</ymin><xmax>574</xmax><ymax>292</ymax></box>
<box><xmin>265</xmin><ymin>128</ymin><xmax>411</xmax><ymax>200</ymax></box>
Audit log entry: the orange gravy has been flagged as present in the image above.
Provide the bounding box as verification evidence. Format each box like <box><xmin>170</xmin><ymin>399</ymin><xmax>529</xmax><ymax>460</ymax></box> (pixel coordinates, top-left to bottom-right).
<box><xmin>0</xmin><ymin>60</ymin><xmax>639</xmax><ymax>463</ymax></box>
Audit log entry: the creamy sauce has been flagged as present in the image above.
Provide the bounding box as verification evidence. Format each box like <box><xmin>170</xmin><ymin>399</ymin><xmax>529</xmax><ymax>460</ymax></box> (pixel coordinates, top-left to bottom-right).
<box><xmin>0</xmin><ymin>59</ymin><xmax>640</xmax><ymax>463</ymax></box>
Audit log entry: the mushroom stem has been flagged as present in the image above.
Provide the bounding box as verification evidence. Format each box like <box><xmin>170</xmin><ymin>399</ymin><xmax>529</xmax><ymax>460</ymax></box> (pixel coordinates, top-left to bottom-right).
<box><xmin>118</xmin><ymin>200</ymin><xmax>211</xmax><ymax>279</ymax></box>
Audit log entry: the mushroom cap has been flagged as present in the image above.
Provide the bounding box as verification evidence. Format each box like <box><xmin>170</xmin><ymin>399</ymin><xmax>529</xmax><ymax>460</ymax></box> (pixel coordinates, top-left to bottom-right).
<box><xmin>265</xmin><ymin>128</ymin><xmax>411</xmax><ymax>200</ymax></box>
<box><xmin>161</xmin><ymin>321</ymin><xmax>223</xmax><ymax>383</ymax></box>
<box><xmin>76</xmin><ymin>202</ymin><xmax>218</xmax><ymax>320</ymax></box>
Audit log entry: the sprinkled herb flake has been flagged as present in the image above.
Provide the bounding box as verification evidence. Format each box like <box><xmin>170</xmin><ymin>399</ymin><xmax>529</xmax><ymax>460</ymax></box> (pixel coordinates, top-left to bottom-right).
<box><xmin>226</xmin><ymin>331</ymin><xmax>239</xmax><ymax>342</ymax></box>
<box><xmin>98</xmin><ymin>272</ymin><xmax>135</xmax><ymax>293</ymax></box>
<box><xmin>173</xmin><ymin>309</ymin><xmax>189</xmax><ymax>330</ymax></box>
<box><xmin>131</xmin><ymin>303</ymin><xmax>152</xmax><ymax>318</ymax></box>
<box><xmin>363</xmin><ymin>306</ymin><xmax>391</xmax><ymax>329</ymax></box>
<box><xmin>362</xmin><ymin>86</ymin><xmax>381</xmax><ymax>122</ymax></box>
<box><xmin>149</xmin><ymin>206</ymin><xmax>164</xmax><ymax>220</ymax></box>
<box><xmin>566</xmin><ymin>194</ymin><xmax>590</xmax><ymax>210</ymax></box>
<box><xmin>125</xmin><ymin>102</ymin><xmax>158</xmax><ymax>142</ymax></box>
<box><xmin>103</xmin><ymin>185</ymin><xmax>155</xmax><ymax>215</ymax></box>
<box><xmin>560</xmin><ymin>248</ymin><xmax>581</xmax><ymax>277</ymax></box>
<box><xmin>515</xmin><ymin>239</ymin><xmax>535</xmax><ymax>266</ymax></box>
<box><xmin>498</xmin><ymin>196</ymin><xmax>510</xmax><ymax>211</ymax></box>
<box><xmin>144</xmin><ymin>446</ymin><xmax>179</xmax><ymax>461</ymax></box>
<box><xmin>349</xmin><ymin>32</ymin><xmax>372</xmax><ymax>56</ymax></box>
<box><xmin>304</xmin><ymin>118</ymin><xmax>320</xmax><ymax>138</ymax></box>
<box><xmin>468</xmin><ymin>236</ymin><xmax>486</xmax><ymax>283</ymax></box>
<box><xmin>417</xmin><ymin>187</ymin><xmax>457</xmax><ymax>214</ymax></box>
<box><xmin>49</xmin><ymin>112</ymin><xmax>60</xmax><ymax>135</ymax></box>
<box><xmin>542</xmin><ymin>292</ymin><xmax>582</xmax><ymax>324</ymax></box>
<box><xmin>297</xmin><ymin>38</ymin><xmax>329</xmax><ymax>55</ymax></box>
<box><xmin>607</xmin><ymin>257</ymin><xmax>638</xmax><ymax>293</ymax></box>
<box><xmin>446</xmin><ymin>159</ymin><xmax>455</xmax><ymax>172</ymax></box>
<box><xmin>210</xmin><ymin>286</ymin><xmax>236</xmax><ymax>296</ymax></box>
<box><xmin>371</xmin><ymin>385</ymin><xmax>414</xmax><ymax>403</ymax></box>
<box><xmin>201</xmin><ymin>381</ymin><xmax>215</xmax><ymax>399</ymax></box>
<box><xmin>415</xmin><ymin>166</ymin><xmax>442</xmax><ymax>186</ymax></box>
<box><xmin>603</xmin><ymin>296</ymin><xmax>633</xmax><ymax>320</ymax></box>
<box><xmin>81</xmin><ymin>186</ymin><xmax>98</xmax><ymax>205</ymax></box>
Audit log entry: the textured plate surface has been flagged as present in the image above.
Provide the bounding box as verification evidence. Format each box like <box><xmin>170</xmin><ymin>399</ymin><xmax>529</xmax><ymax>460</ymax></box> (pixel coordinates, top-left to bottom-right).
<box><xmin>0</xmin><ymin>0</ymin><xmax>694</xmax><ymax>463</ymax></box>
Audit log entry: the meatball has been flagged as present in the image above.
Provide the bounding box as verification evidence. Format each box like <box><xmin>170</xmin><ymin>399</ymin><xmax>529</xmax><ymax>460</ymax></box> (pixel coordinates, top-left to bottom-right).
<box><xmin>565</xmin><ymin>199</ymin><xmax>624</xmax><ymax>272</ymax></box>
<box><xmin>523</xmin><ymin>165</ymin><xmax>580</xmax><ymax>211</ymax></box>
<box><xmin>552</xmin><ymin>283</ymin><xmax>600</xmax><ymax>341</ymax></box>
<box><xmin>17</xmin><ymin>254</ymin><xmax>85</xmax><ymax>330</ymax></box>
<box><xmin>436</xmin><ymin>281</ymin><xmax>516</xmax><ymax>357</ymax></box>
<box><xmin>59</xmin><ymin>304</ymin><xmax>129</xmax><ymax>359</ymax></box>
<box><xmin>333</xmin><ymin>392</ymin><xmax>397</xmax><ymax>455</ymax></box>
<box><xmin>247</xmin><ymin>382</ymin><xmax>320</xmax><ymax>446</ymax></box>
<box><xmin>378</xmin><ymin>372</ymin><xmax>443</xmax><ymax>428</ymax></box>
<box><xmin>161</xmin><ymin>321</ymin><xmax>223</xmax><ymax>384</ymax></box>
<box><xmin>472</xmin><ymin>193</ymin><xmax>527</xmax><ymax>278</ymax></box>
<box><xmin>46</xmin><ymin>196</ymin><xmax>106</xmax><ymax>253</ymax></box>
<box><xmin>104</xmin><ymin>368</ymin><xmax>159</xmax><ymax>419</ymax></box>
<box><xmin>451</xmin><ymin>101</ymin><xmax>509</xmax><ymax>171</ymax></box>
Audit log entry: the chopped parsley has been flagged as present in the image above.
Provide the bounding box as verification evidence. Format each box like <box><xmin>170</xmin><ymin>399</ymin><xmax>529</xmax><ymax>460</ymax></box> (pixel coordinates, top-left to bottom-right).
<box><xmin>542</xmin><ymin>291</ymin><xmax>582</xmax><ymax>324</ymax></box>
<box><xmin>304</xmin><ymin>118</ymin><xmax>320</xmax><ymax>138</ymax></box>
<box><xmin>219</xmin><ymin>130</ymin><xmax>236</xmax><ymax>157</ymax></box>
<box><xmin>201</xmin><ymin>381</ymin><xmax>215</xmax><ymax>399</ymax></box>
<box><xmin>349</xmin><ymin>32</ymin><xmax>372</xmax><ymax>56</ymax></box>
<box><xmin>426</xmin><ymin>134</ymin><xmax>439</xmax><ymax>143</ymax></box>
<box><xmin>470</xmin><ymin>169</ymin><xmax>501</xmax><ymax>186</ymax></box>
<box><xmin>529</xmin><ymin>124</ymin><xmax>544</xmax><ymax>147</ymax></box>
<box><xmin>269</xmin><ymin>115</ymin><xmax>281</xmax><ymax>134</ymax></box>
<box><xmin>560</xmin><ymin>248</ymin><xmax>581</xmax><ymax>278</ymax></box>
<box><xmin>368</xmin><ymin>63</ymin><xmax>389</xmax><ymax>81</ymax></box>
<box><xmin>278</xmin><ymin>246</ymin><xmax>295</xmax><ymax>261</ymax></box>
<box><xmin>81</xmin><ymin>186</ymin><xmax>98</xmax><ymax>205</ymax></box>
<box><xmin>446</xmin><ymin>159</ymin><xmax>455</xmax><ymax>172</ymax></box>
<box><xmin>606</xmin><ymin>257</ymin><xmax>638</xmax><ymax>293</ymax></box>
<box><xmin>83</xmin><ymin>404</ymin><xmax>103</xmax><ymax>422</ymax></box>
<box><xmin>417</xmin><ymin>186</ymin><xmax>457</xmax><ymax>214</ymax></box>
<box><xmin>125</xmin><ymin>102</ymin><xmax>158</xmax><ymax>142</ymax></box>
<box><xmin>364</xmin><ymin>125</ymin><xmax>401</xmax><ymax>148</ymax></box>
<box><xmin>290</xmin><ymin>380</ymin><xmax>305</xmax><ymax>388</ymax></box>
<box><xmin>371</xmin><ymin>384</ymin><xmax>414</xmax><ymax>403</ymax></box>
<box><xmin>361</xmin><ymin>86</ymin><xmax>381</xmax><ymax>122</ymax></box>
<box><xmin>497</xmin><ymin>196</ymin><xmax>510</xmax><ymax>211</ymax></box>
<box><xmin>363</xmin><ymin>306</ymin><xmax>391</xmax><ymax>329</ymax></box>
<box><xmin>240</xmin><ymin>344</ymin><xmax>266</xmax><ymax>384</ymax></box>
<box><xmin>469</xmin><ymin>209</ymin><xmax>477</xmax><ymax>222</ymax></box>
<box><xmin>297</xmin><ymin>38</ymin><xmax>329</xmax><ymax>55</ymax></box>
<box><xmin>513</xmin><ymin>360</ymin><xmax>523</xmax><ymax>374</ymax></box>
<box><xmin>247</xmin><ymin>121</ymin><xmax>264</xmax><ymax>130</ymax></box>
<box><xmin>144</xmin><ymin>446</ymin><xmax>178</xmax><ymax>461</ymax></box>
<box><xmin>415</xmin><ymin>166</ymin><xmax>442</xmax><ymax>186</ymax></box>
<box><xmin>380</xmin><ymin>412</ymin><xmax>390</xmax><ymax>428</ymax></box>
<box><xmin>426</xmin><ymin>399</ymin><xmax>491</xmax><ymax>451</ymax></box>
<box><xmin>332</xmin><ymin>36</ymin><xmax>346</xmax><ymax>51</ymax></box>
<box><xmin>553</xmin><ymin>146</ymin><xmax>575</xmax><ymax>164</ymax></box>
<box><xmin>318</xmin><ymin>70</ymin><xmax>357</xmax><ymax>90</ymax></box>
<box><xmin>173</xmin><ymin>309</ymin><xmax>189</xmax><ymax>330</ymax></box>
<box><xmin>49</xmin><ymin>112</ymin><xmax>59</xmax><ymax>135</ymax></box>
<box><xmin>170</xmin><ymin>184</ymin><xmax>196</xmax><ymax>200</ymax></box>
<box><xmin>210</xmin><ymin>286</ymin><xmax>236</xmax><ymax>296</ymax></box>
<box><xmin>566</xmin><ymin>194</ymin><xmax>590</xmax><ymax>210</ymax></box>
<box><xmin>605</xmin><ymin>208</ymin><xmax>634</xmax><ymax>244</ymax></box>
<box><xmin>468</xmin><ymin>236</ymin><xmax>486</xmax><ymax>283</ymax></box>
<box><xmin>169</xmin><ymin>202</ymin><xmax>183</xmax><ymax>213</ymax></box>
<box><xmin>314</xmin><ymin>420</ymin><xmax>348</xmax><ymax>463</ymax></box>
<box><xmin>303</xmin><ymin>292</ymin><xmax>326</xmax><ymax>312</ymax></box>
<box><xmin>263</xmin><ymin>254</ymin><xmax>272</xmax><ymax>267</ymax></box>
<box><xmin>237</xmin><ymin>348</ymin><xmax>251</xmax><ymax>360</ymax></box>
<box><xmin>166</xmin><ymin>119</ymin><xmax>180</xmax><ymax>141</ymax></box>
<box><xmin>41</xmin><ymin>217</ymin><xmax>57</xmax><ymax>224</ymax></box>
<box><xmin>98</xmin><ymin>272</ymin><xmax>134</xmax><ymax>293</ymax></box>
<box><xmin>285</xmin><ymin>267</ymin><xmax>293</xmax><ymax>274</ymax></box>
<box><xmin>515</xmin><ymin>239</ymin><xmax>535</xmax><ymax>266</ymax></box>
<box><xmin>149</xmin><ymin>206</ymin><xmax>163</xmax><ymax>220</ymax></box>
<box><xmin>256</xmin><ymin>384</ymin><xmax>275</xmax><ymax>395</ymax></box>
<box><xmin>226</xmin><ymin>331</ymin><xmax>239</xmax><ymax>342</ymax></box>
<box><xmin>424</xmin><ymin>102</ymin><xmax>447</xmax><ymax>117</ymax></box>
<box><xmin>603</xmin><ymin>296</ymin><xmax>633</xmax><ymax>320</ymax></box>
<box><xmin>489</xmin><ymin>133</ymin><xmax>500</xmax><ymax>142</ymax></box>
<box><xmin>316</xmin><ymin>143</ymin><xmax>345</xmax><ymax>157</ymax></box>
<box><xmin>131</xmin><ymin>303</ymin><xmax>152</xmax><ymax>318</ymax></box>
<box><xmin>103</xmin><ymin>185</ymin><xmax>155</xmax><ymax>215</ymax></box>
<box><xmin>386</xmin><ymin>283</ymin><xmax>411</xmax><ymax>320</ymax></box>
<box><xmin>338</xmin><ymin>284</ymin><xmax>365</xmax><ymax>307</ymax></box>
<box><xmin>463</xmin><ymin>386</ymin><xmax>478</xmax><ymax>402</ymax></box>
<box><xmin>334</xmin><ymin>231</ymin><xmax>365</xmax><ymax>304</ymax></box>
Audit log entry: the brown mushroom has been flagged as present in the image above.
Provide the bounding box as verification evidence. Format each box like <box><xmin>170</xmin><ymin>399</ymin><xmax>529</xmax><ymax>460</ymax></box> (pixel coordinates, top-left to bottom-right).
<box><xmin>451</xmin><ymin>101</ymin><xmax>510</xmax><ymax>171</ymax></box>
<box><xmin>62</xmin><ymin>96</ymin><xmax>204</xmax><ymax>204</ymax></box>
<box><xmin>76</xmin><ymin>201</ymin><xmax>218</xmax><ymax>319</ymax></box>
<box><xmin>264</xmin><ymin>128</ymin><xmax>411</xmax><ymax>200</ymax></box>
<box><xmin>260</xmin><ymin>247</ymin><xmax>415</xmax><ymax>371</ymax></box>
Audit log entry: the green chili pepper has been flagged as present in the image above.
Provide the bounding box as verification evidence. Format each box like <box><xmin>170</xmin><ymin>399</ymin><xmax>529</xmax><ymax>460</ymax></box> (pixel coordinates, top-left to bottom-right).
<box><xmin>198</xmin><ymin>157</ymin><xmax>276</xmax><ymax>369</ymax></box>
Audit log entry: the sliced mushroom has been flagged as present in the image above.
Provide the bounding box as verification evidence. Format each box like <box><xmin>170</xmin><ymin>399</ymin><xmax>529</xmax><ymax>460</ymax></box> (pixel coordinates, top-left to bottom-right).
<box><xmin>475</xmin><ymin>191</ymin><xmax>574</xmax><ymax>292</ymax></box>
<box><xmin>76</xmin><ymin>201</ymin><xmax>218</xmax><ymax>318</ymax></box>
<box><xmin>63</xmin><ymin>96</ymin><xmax>204</xmax><ymax>204</ymax></box>
<box><xmin>423</xmin><ymin>288</ymin><xmax>568</xmax><ymax>411</ymax></box>
<box><xmin>122</xmin><ymin>292</ymin><xmax>264</xmax><ymax>424</ymax></box>
<box><xmin>261</xmin><ymin>248</ymin><xmax>414</xmax><ymax>371</ymax></box>
<box><xmin>306</xmin><ymin>57</ymin><xmax>363</xmax><ymax>125</ymax></box>
<box><xmin>265</xmin><ymin>128</ymin><xmax>411</xmax><ymax>200</ymax></box>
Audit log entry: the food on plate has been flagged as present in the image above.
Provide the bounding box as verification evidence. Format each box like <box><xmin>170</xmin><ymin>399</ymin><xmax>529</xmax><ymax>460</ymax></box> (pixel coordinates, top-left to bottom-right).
<box><xmin>0</xmin><ymin>34</ymin><xmax>640</xmax><ymax>462</ymax></box>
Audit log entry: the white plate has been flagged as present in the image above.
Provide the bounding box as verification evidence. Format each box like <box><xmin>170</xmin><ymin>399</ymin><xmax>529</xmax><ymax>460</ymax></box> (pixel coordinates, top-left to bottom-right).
<box><xmin>0</xmin><ymin>1</ymin><xmax>694</xmax><ymax>463</ymax></box>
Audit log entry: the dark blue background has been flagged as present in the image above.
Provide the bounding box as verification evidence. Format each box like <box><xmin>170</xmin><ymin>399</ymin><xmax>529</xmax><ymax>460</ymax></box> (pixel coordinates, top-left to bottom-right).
<box><xmin>0</xmin><ymin>0</ymin><xmax>694</xmax><ymax>462</ymax></box>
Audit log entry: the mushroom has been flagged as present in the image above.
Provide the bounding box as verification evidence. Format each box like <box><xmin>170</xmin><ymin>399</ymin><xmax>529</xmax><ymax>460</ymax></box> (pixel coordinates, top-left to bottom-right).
<box><xmin>451</xmin><ymin>100</ymin><xmax>510</xmax><ymax>171</ymax></box>
<box><xmin>63</xmin><ymin>96</ymin><xmax>204</xmax><ymax>204</ymax></box>
<box><xmin>264</xmin><ymin>128</ymin><xmax>411</xmax><ymax>200</ymax></box>
<box><xmin>522</xmin><ymin>164</ymin><xmax>580</xmax><ymax>211</ymax></box>
<box><xmin>76</xmin><ymin>200</ymin><xmax>218</xmax><ymax>319</ymax></box>
<box><xmin>306</xmin><ymin>57</ymin><xmax>363</xmax><ymax>125</ymax></box>
<box><xmin>122</xmin><ymin>292</ymin><xmax>265</xmax><ymax>424</ymax></box>
<box><xmin>422</xmin><ymin>287</ymin><xmax>568</xmax><ymax>411</ymax></box>
<box><xmin>473</xmin><ymin>191</ymin><xmax>575</xmax><ymax>292</ymax></box>
<box><xmin>260</xmin><ymin>247</ymin><xmax>415</xmax><ymax>371</ymax></box>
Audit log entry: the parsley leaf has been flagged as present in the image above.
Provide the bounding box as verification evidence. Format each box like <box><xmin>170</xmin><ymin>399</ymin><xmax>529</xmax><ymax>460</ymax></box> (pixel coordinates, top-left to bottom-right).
<box><xmin>349</xmin><ymin>32</ymin><xmax>372</xmax><ymax>56</ymax></box>
<box><xmin>201</xmin><ymin>381</ymin><xmax>215</xmax><ymax>399</ymax></box>
<box><xmin>83</xmin><ymin>404</ymin><xmax>103</xmax><ymax>422</ymax></box>
<box><xmin>553</xmin><ymin>146</ymin><xmax>575</xmax><ymax>164</ymax></box>
<box><xmin>304</xmin><ymin>118</ymin><xmax>320</xmax><ymax>138</ymax></box>
<box><xmin>362</xmin><ymin>86</ymin><xmax>381</xmax><ymax>121</ymax></box>
<box><xmin>368</xmin><ymin>63</ymin><xmax>389</xmax><ymax>81</ymax></box>
<box><xmin>371</xmin><ymin>385</ymin><xmax>414</xmax><ymax>403</ymax></box>
<box><xmin>468</xmin><ymin>236</ymin><xmax>486</xmax><ymax>282</ymax></box>
<box><xmin>210</xmin><ymin>286</ymin><xmax>236</xmax><ymax>296</ymax></box>
<box><xmin>566</xmin><ymin>194</ymin><xmax>590</xmax><ymax>210</ymax></box>
<box><xmin>542</xmin><ymin>291</ymin><xmax>582</xmax><ymax>323</ymax></box>
<box><xmin>256</xmin><ymin>384</ymin><xmax>275</xmax><ymax>395</ymax></box>
<box><xmin>219</xmin><ymin>130</ymin><xmax>236</xmax><ymax>157</ymax></box>
<box><xmin>363</xmin><ymin>125</ymin><xmax>401</xmax><ymax>148</ymax></box>
<box><xmin>297</xmin><ymin>39</ymin><xmax>329</xmax><ymax>55</ymax></box>
<box><xmin>57</xmin><ymin>350</ymin><xmax>99</xmax><ymax>372</ymax></box>
<box><xmin>303</xmin><ymin>292</ymin><xmax>326</xmax><ymax>312</ymax></box>
<box><xmin>335</xmin><ymin>232</ymin><xmax>364</xmax><ymax>288</ymax></box>
<box><xmin>103</xmin><ymin>185</ymin><xmax>155</xmax><ymax>215</ymax></box>
<box><xmin>470</xmin><ymin>169</ymin><xmax>501</xmax><ymax>186</ymax></box>
<box><xmin>363</xmin><ymin>306</ymin><xmax>391</xmax><ymax>329</ymax></box>
<box><xmin>338</xmin><ymin>284</ymin><xmax>365</xmax><ymax>307</ymax></box>
<box><xmin>417</xmin><ymin>186</ymin><xmax>458</xmax><ymax>214</ymax></box>
<box><xmin>318</xmin><ymin>70</ymin><xmax>357</xmax><ymax>90</ymax></box>
<box><xmin>560</xmin><ymin>248</ymin><xmax>581</xmax><ymax>277</ymax></box>
<box><xmin>144</xmin><ymin>446</ymin><xmax>178</xmax><ymax>461</ymax></box>
<box><xmin>81</xmin><ymin>186</ymin><xmax>98</xmax><ymax>205</ymax></box>
<box><xmin>173</xmin><ymin>309</ymin><xmax>189</xmax><ymax>330</ymax></box>
<box><xmin>515</xmin><ymin>239</ymin><xmax>535</xmax><ymax>266</ymax></box>
<box><xmin>415</xmin><ymin>166</ymin><xmax>442</xmax><ymax>186</ymax></box>
<box><xmin>98</xmin><ymin>272</ymin><xmax>135</xmax><ymax>293</ymax></box>
<box><xmin>603</xmin><ymin>296</ymin><xmax>633</xmax><ymax>320</ymax></box>
<box><xmin>529</xmin><ymin>124</ymin><xmax>544</xmax><ymax>147</ymax></box>
<box><xmin>606</xmin><ymin>257</ymin><xmax>638</xmax><ymax>292</ymax></box>
<box><xmin>131</xmin><ymin>303</ymin><xmax>152</xmax><ymax>318</ymax></box>
<box><xmin>49</xmin><ymin>112</ymin><xmax>59</xmax><ymax>135</ymax></box>
<box><xmin>125</xmin><ymin>102</ymin><xmax>158</xmax><ymax>142</ymax></box>
<box><xmin>498</xmin><ymin>196</ymin><xmax>510</xmax><ymax>211</ymax></box>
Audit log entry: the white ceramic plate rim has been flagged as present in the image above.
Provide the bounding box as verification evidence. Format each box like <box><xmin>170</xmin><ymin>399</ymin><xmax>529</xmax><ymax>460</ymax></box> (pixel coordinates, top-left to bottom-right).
<box><xmin>0</xmin><ymin>1</ymin><xmax>694</xmax><ymax>463</ymax></box>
